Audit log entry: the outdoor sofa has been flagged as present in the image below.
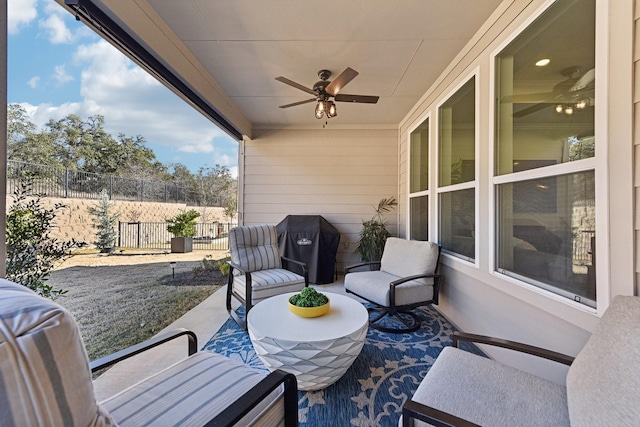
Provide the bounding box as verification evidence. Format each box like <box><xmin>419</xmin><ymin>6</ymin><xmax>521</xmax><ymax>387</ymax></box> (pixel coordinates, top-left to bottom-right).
<box><xmin>0</xmin><ymin>278</ymin><xmax>298</xmax><ymax>426</ymax></box>
<box><xmin>401</xmin><ymin>295</ymin><xmax>640</xmax><ymax>426</ymax></box>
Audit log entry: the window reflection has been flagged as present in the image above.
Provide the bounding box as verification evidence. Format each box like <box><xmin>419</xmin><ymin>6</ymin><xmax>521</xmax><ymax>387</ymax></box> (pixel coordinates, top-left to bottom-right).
<box><xmin>497</xmin><ymin>172</ymin><xmax>596</xmax><ymax>306</ymax></box>
<box><xmin>410</xmin><ymin>196</ymin><xmax>428</xmax><ymax>241</ymax></box>
<box><xmin>495</xmin><ymin>0</ymin><xmax>595</xmax><ymax>176</ymax></box>
<box><xmin>439</xmin><ymin>78</ymin><xmax>475</xmax><ymax>186</ymax></box>
<box><xmin>440</xmin><ymin>189</ymin><xmax>475</xmax><ymax>260</ymax></box>
<box><xmin>410</xmin><ymin>119</ymin><xmax>429</xmax><ymax>193</ymax></box>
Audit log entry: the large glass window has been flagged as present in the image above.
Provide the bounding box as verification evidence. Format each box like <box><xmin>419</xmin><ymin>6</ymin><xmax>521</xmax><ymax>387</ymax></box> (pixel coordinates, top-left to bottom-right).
<box><xmin>439</xmin><ymin>78</ymin><xmax>475</xmax><ymax>187</ymax></box>
<box><xmin>494</xmin><ymin>0</ymin><xmax>596</xmax><ymax>306</ymax></box>
<box><xmin>440</xmin><ymin>189</ymin><xmax>475</xmax><ymax>259</ymax></box>
<box><xmin>410</xmin><ymin>196</ymin><xmax>428</xmax><ymax>241</ymax></box>
<box><xmin>409</xmin><ymin>118</ymin><xmax>429</xmax><ymax>240</ymax></box>
<box><xmin>438</xmin><ymin>77</ymin><xmax>476</xmax><ymax>260</ymax></box>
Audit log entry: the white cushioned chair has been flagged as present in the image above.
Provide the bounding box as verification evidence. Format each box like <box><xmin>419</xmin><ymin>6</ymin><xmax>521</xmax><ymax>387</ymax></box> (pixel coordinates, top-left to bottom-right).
<box><xmin>401</xmin><ymin>295</ymin><xmax>640</xmax><ymax>426</ymax></box>
<box><xmin>227</xmin><ymin>224</ymin><xmax>308</xmax><ymax>330</ymax></box>
<box><xmin>344</xmin><ymin>238</ymin><xmax>441</xmax><ymax>333</ymax></box>
<box><xmin>0</xmin><ymin>279</ymin><xmax>298</xmax><ymax>426</ymax></box>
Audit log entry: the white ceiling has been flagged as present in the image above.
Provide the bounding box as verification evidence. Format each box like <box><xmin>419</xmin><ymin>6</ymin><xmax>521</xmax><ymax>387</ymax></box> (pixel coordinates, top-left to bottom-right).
<box><xmin>80</xmin><ymin>0</ymin><xmax>506</xmax><ymax>131</ymax></box>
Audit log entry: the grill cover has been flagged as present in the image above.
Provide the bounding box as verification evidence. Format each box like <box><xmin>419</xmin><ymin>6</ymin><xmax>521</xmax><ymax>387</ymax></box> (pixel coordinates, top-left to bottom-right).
<box><xmin>276</xmin><ymin>215</ymin><xmax>340</xmax><ymax>284</ymax></box>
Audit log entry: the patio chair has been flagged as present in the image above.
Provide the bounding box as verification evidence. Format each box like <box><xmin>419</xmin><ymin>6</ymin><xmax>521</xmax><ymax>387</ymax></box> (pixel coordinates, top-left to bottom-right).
<box><xmin>401</xmin><ymin>295</ymin><xmax>640</xmax><ymax>426</ymax></box>
<box><xmin>0</xmin><ymin>279</ymin><xmax>298</xmax><ymax>427</ymax></box>
<box><xmin>227</xmin><ymin>224</ymin><xmax>309</xmax><ymax>330</ymax></box>
<box><xmin>344</xmin><ymin>238</ymin><xmax>441</xmax><ymax>333</ymax></box>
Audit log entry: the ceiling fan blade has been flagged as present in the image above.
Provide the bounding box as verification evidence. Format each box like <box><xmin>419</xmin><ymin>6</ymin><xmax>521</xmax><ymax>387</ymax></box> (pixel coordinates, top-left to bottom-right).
<box><xmin>325</xmin><ymin>67</ymin><xmax>359</xmax><ymax>96</ymax></box>
<box><xmin>503</xmin><ymin>92</ymin><xmax>557</xmax><ymax>104</ymax></box>
<box><xmin>275</xmin><ymin>76</ymin><xmax>316</xmax><ymax>95</ymax></box>
<box><xmin>512</xmin><ymin>103</ymin><xmax>551</xmax><ymax>118</ymax></box>
<box><xmin>335</xmin><ymin>94</ymin><xmax>379</xmax><ymax>104</ymax></box>
<box><xmin>278</xmin><ymin>98</ymin><xmax>316</xmax><ymax>109</ymax></box>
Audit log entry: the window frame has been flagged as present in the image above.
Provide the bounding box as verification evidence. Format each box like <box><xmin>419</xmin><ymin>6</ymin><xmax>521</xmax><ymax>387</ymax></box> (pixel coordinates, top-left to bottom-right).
<box><xmin>435</xmin><ymin>70</ymin><xmax>480</xmax><ymax>266</ymax></box>
<box><xmin>488</xmin><ymin>0</ymin><xmax>609</xmax><ymax>314</ymax></box>
<box><xmin>407</xmin><ymin>111</ymin><xmax>432</xmax><ymax>241</ymax></box>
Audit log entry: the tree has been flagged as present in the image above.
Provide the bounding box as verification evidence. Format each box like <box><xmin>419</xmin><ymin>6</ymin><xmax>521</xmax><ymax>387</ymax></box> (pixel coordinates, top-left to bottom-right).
<box><xmin>195</xmin><ymin>164</ymin><xmax>237</xmax><ymax>208</ymax></box>
<box><xmin>7</xmin><ymin>104</ymin><xmax>58</xmax><ymax>166</ymax></box>
<box><xmin>88</xmin><ymin>189</ymin><xmax>120</xmax><ymax>253</ymax></box>
<box><xmin>5</xmin><ymin>179</ymin><xmax>85</xmax><ymax>298</ymax></box>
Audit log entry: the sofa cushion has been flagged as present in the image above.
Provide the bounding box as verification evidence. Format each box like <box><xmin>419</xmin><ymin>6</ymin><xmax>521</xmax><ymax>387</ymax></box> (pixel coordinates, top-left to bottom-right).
<box><xmin>566</xmin><ymin>295</ymin><xmax>640</xmax><ymax>426</ymax></box>
<box><xmin>229</xmin><ymin>225</ymin><xmax>282</xmax><ymax>272</ymax></box>
<box><xmin>0</xmin><ymin>279</ymin><xmax>114</xmax><ymax>427</ymax></box>
<box><xmin>101</xmin><ymin>351</ymin><xmax>282</xmax><ymax>426</ymax></box>
<box><xmin>344</xmin><ymin>270</ymin><xmax>434</xmax><ymax>306</ymax></box>
<box><xmin>232</xmin><ymin>269</ymin><xmax>306</xmax><ymax>305</ymax></box>
<box><xmin>409</xmin><ymin>346</ymin><xmax>570</xmax><ymax>427</ymax></box>
<box><xmin>380</xmin><ymin>238</ymin><xmax>439</xmax><ymax>285</ymax></box>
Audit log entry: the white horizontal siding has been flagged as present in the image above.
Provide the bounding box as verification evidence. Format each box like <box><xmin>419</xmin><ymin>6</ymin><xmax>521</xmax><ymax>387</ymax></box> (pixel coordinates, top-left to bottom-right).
<box><xmin>242</xmin><ymin>128</ymin><xmax>398</xmax><ymax>270</ymax></box>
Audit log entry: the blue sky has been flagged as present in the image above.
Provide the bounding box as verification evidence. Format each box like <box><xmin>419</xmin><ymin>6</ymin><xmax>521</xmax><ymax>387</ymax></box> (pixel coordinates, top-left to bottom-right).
<box><xmin>7</xmin><ymin>0</ymin><xmax>239</xmax><ymax>176</ymax></box>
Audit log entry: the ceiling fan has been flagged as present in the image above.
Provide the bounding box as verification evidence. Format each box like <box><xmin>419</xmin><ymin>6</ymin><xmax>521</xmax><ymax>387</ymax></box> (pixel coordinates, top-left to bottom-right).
<box><xmin>510</xmin><ymin>66</ymin><xmax>595</xmax><ymax>118</ymax></box>
<box><xmin>275</xmin><ymin>67</ymin><xmax>379</xmax><ymax>120</ymax></box>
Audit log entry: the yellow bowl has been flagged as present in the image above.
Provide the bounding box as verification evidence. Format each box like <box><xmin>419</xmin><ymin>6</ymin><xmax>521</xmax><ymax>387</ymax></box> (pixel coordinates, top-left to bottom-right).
<box><xmin>288</xmin><ymin>299</ymin><xmax>330</xmax><ymax>318</ymax></box>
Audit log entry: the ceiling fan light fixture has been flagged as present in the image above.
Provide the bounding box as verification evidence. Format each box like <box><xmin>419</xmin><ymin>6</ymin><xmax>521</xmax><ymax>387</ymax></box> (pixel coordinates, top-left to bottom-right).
<box><xmin>575</xmin><ymin>99</ymin><xmax>588</xmax><ymax>110</ymax></box>
<box><xmin>315</xmin><ymin>101</ymin><xmax>324</xmax><ymax>119</ymax></box>
<box><xmin>564</xmin><ymin>105</ymin><xmax>574</xmax><ymax>115</ymax></box>
<box><xmin>555</xmin><ymin>104</ymin><xmax>564</xmax><ymax>114</ymax></box>
<box><xmin>326</xmin><ymin>101</ymin><xmax>337</xmax><ymax>118</ymax></box>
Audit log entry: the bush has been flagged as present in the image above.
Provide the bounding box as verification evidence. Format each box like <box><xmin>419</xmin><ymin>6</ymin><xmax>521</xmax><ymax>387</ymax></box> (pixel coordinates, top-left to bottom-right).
<box><xmin>6</xmin><ymin>179</ymin><xmax>84</xmax><ymax>298</ymax></box>
<box><xmin>166</xmin><ymin>209</ymin><xmax>200</xmax><ymax>237</ymax></box>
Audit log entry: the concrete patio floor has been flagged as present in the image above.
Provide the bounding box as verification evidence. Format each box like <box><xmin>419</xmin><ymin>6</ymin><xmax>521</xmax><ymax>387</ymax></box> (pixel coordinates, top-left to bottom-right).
<box><xmin>92</xmin><ymin>280</ymin><xmax>353</xmax><ymax>401</ymax></box>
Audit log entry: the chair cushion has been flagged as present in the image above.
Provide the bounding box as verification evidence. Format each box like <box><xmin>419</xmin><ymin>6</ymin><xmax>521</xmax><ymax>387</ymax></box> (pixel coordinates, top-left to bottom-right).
<box><xmin>229</xmin><ymin>225</ymin><xmax>282</xmax><ymax>272</ymax></box>
<box><xmin>0</xmin><ymin>279</ymin><xmax>115</xmax><ymax>427</ymax></box>
<box><xmin>380</xmin><ymin>238</ymin><xmax>439</xmax><ymax>285</ymax></box>
<box><xmin>409</xmin><ymin>347</ymin><xmax>570</xmax><ymax>427</ymax></box>
<box><xmin>101</xmin><ymin>351</ymin><xmax>282</xmax><ymax>426</ymax></box>
<box><xmin>344</xmin><ymin>270</ymin><xmax>433</xmax><ymax>306</ymax></box>
<box><xmin>566</xmin><ymin>295</ymin><xmax>640</xmax><ymax>426</ymax></box>
<box><xmin>233</xmin><ymin>269</ymin><xmax>306</xmax><ymax>305</ymax></box>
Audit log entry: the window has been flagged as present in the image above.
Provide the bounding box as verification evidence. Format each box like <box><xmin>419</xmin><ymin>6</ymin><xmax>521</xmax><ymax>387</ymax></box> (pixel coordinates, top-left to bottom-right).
<box><xmin>409</xmin><ymin>117</ymin><xmax>429</xmax><ymax>240</ymax></box>
<box><xmin>438</xmin><ymin>77</ymin><xmax>476</xmax><ymax>260</ymax></box>
<box><xmin>494</xmin><ymin>0</ymin><xmax>596</xmax><ymax>307</ymax></box>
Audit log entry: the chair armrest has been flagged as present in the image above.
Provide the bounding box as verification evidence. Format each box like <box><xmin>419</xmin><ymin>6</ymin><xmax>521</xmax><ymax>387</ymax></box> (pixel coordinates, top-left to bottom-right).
<box><xmin>390</xmin><ymin>273</ymin><xmax>440</xmax><ymax>286</ymax></box>
<box><xmin>90</xmin><ymin>328</ymin><xmax>197</xmax><ymax>373</ymax></box>
<box><xmin>453</xmin><ymin>331</ymin><xmax>575</xmax><ymax>366</ymax></box>
<box><xmin>227</xmin><ymin>260</ymin><xmax>249</xmax><ymax>275</ymax></box>
<box><xmin>402</xmin><ymin>399</ymin><xmax>479</xmax><ymax>427</ymax></box>
<box><xmin>281</xmin><ymin>256</ymin><xmax>309</xmax><ymax>284</ymax></box>
<box><xmin>205</xmin><ymin>370</ymin><xmax>298</xmax><ymax>427</ymax></box>
<box><xmin>344</xmin><ymin>261</ymin><xmax>381</xmax><ymax>274</ymax></box>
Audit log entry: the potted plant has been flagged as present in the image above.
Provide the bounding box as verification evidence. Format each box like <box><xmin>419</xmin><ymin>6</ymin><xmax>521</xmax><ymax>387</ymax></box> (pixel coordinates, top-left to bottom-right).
<box><xmin>288</xmin><ymin>287</ymin><xmax>330</xmax><ymax>318</ymax></box>
<box><xmin>355</xmin><ymin>197</ymin><xmax>397</xmax><ymax>262</ymax></box>
<box><xmin>166</xmin><ymin>209</ymin><xmax>200</xmax><ymax>253</ymax></box>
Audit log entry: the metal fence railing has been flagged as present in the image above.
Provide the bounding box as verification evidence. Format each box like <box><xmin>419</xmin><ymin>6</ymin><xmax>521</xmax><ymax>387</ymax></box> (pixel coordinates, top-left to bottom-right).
<box><xmin>6</xmin><ymin>160</ymin><xmax>194</xmax><ymax>204</ymax></box>
<box><xmin>118</xmin><ymin>222</ymin><xmax>235</xmax><ymax>251</ymax></box>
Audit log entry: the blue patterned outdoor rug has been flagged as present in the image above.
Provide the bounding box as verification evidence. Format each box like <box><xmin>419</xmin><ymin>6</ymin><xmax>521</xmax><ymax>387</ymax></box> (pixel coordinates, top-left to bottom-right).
<box><xmin>203</xmin><ymin>305</ymin><xmax>481</xmax><ymax>427</ymax></box>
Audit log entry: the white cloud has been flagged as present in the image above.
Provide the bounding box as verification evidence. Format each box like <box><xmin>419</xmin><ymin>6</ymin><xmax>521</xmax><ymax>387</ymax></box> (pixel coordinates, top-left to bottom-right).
<box><xmin>39</xmin><ymin>13</ymin><xmax>74</xmax><ymax>44</ymax></box>
<box><xmin>7</xmin><ymin>0</ymin><xmax>38</xmax><ymax>34</ymax></box>
<box><xmin>72</xmin><ymin>41</ymin><xmax>231</xmax><ymax>152</ymax></box>
<box><xmin>53</xmin><ymin>65</ymin><xmax>74</xmax><ymax>85</ymax></box>
<box><xmin>19</xmin><ymin>39</ymin><xmax>238</xmax><ymax>172</ymax></box>
<box><xmin>27</xmin><ymin>76</ymin><xmax>40</xmax><ymax>89</ymax></box>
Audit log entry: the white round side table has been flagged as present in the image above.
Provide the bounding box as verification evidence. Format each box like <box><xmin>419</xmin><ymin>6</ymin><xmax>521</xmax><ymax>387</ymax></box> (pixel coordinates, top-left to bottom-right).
<box><xmin>247</xmin><ymin>291</ymin><xmax>368</xmax><ymax>391</ymax></box>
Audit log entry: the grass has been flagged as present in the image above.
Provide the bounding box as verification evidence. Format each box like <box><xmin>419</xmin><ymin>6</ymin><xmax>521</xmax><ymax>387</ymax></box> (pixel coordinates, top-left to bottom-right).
<box><xmin>52</xmin><ymin>259</ymin><xmax>227</xmax><ymax>361</ymax></box>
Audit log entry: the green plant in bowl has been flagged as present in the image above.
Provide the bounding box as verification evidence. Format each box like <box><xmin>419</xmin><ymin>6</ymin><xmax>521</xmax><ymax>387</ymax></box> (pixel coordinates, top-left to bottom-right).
<box><xmin>289</xmin><ymin>287</ymin><xmax>330</xmax><ymax>317</ymax></box>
